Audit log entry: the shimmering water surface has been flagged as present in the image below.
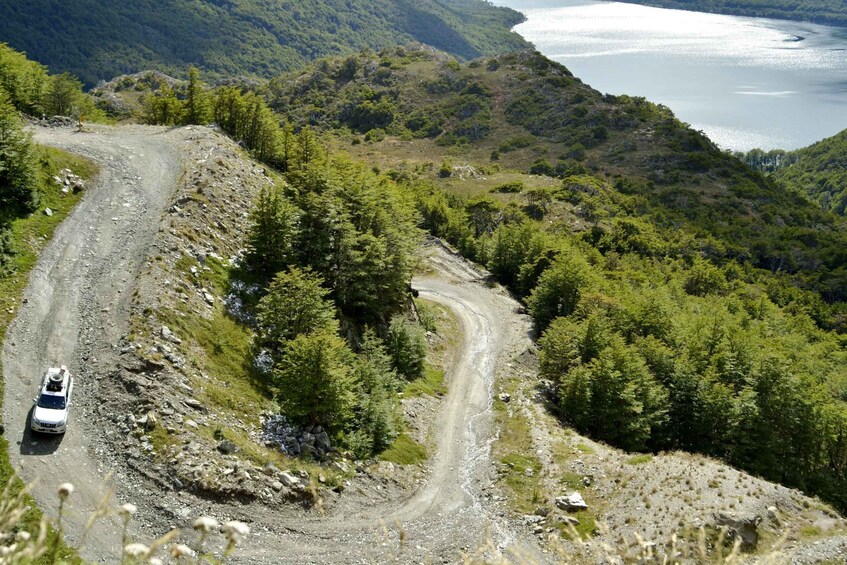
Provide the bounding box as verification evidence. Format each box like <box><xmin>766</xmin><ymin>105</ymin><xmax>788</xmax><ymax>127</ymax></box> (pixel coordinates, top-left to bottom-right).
<box><xmin>492</xmin><ymin>0</ymin><xmax>847</xmax><ymax>150</ymax></box>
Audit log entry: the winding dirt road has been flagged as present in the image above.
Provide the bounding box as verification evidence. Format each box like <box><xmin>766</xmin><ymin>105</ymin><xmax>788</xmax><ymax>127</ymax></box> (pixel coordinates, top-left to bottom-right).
<box><xmin>3</xmin><ymin>125</ymin><xmax>540</xmax><ymax>563</ymax></box>
<box><xmin>3</xmin><ymin>125</ymin><xmax>185</xmax><ymax>561</ymax></box>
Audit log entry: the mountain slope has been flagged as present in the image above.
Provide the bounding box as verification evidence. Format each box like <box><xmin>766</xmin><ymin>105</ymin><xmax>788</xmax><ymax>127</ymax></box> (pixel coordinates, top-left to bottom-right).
<box><xmin>267</xmin><ymin>47</ymin><xmax>847</xmax><ymax>300</ymax></box>
<box><xmin>0</xmin><ymin>0</ymin><xmax>529</xmax><ymax>87</ymax></box>
<box><xmin>774</xmin><ymin>128</ymin><xmax>847</xmax><ymax>216</ymax></box>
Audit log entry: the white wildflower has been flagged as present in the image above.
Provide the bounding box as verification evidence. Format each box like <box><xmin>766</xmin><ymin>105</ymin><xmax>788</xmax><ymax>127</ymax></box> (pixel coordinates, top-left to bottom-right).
<box><xmin>119</xmin><ymin>503</ymin><xmax>138</xmax><ymax>516</ymax></box>
<box><xmin>192</xmin><ymin>516</ymin><xmax>219</xmax><ymax>532</ymax></box>
<box><xmin>57</xmin><ymin>483</ymin><xmax>74</xmax><ymax>499</ymax></box>
<box><xmin>123</xmin><ymin>542</ymin><xmax>150</xmax><ymax>559</ymax></box>
<box><xmin>221</xmin><ymin>520</ymin><xmax>250</xmax><ymax>544</ymax></box>
<box><xmin>170</xmin><ymin>544</ymin><xmax>195</xmax><ymax>558</ymax></box>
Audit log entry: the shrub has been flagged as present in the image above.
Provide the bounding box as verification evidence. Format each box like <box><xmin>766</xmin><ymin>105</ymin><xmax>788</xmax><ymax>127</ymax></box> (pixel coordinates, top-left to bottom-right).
<box><xmin>386</xmin><ymin>315</ymin><xmax>427</xmax><ymax>380</ymax></box>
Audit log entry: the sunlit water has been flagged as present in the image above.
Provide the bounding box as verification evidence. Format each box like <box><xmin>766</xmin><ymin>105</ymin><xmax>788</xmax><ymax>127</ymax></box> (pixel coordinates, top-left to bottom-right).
<box><xmin>492</xmin><ymin>0</ymin><xmax>847</xmax><ymax>150</ymax></box>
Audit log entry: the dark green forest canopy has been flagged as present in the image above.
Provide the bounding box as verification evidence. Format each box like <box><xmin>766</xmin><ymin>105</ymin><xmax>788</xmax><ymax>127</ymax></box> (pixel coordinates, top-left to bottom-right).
<box><xmin>0</xmin><ymin>0</ymin><xmax>530</xmax><ymax>87</ymax></box>
<box><xmin>613</xmin><ymin>0</ymin><xmax>847</xmax><ymax>27</ymax></box>
<box><xmin>267</xmin><ymin>47</ymin><xmax>847</xmax><ymax>301</ymax></box>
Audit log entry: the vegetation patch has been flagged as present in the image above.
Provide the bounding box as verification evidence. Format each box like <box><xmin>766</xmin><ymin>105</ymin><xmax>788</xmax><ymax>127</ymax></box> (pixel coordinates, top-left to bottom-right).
<box><xmin>379</xmin><ymin>433</ymin><xmax>428</xmax><ymax>465</ymax></box>
<box><xmin>626</xmin><ymin>454</ymin><xmax>654</xmax><ymax>465</ymax></box>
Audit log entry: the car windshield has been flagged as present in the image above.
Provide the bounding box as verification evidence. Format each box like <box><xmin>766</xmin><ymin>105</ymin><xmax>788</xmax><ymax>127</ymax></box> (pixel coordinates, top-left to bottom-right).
<box><xmin>37</xmin><ymin>394</ymin><xmax>65</xmax><ymax>410</ymax></box>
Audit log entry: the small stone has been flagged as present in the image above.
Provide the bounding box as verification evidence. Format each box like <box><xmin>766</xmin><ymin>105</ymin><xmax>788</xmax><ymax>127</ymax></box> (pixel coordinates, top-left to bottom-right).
<box><xmin>498</xmin><ymin>393</ymin><xmax>511</xmax><ymax>403</ymax></box>
<box><xmin>184</xmin><ymin>398</ymin><xmax>206</xmax><ymax>412</ymax></box>
<box><xmin>279</xmin><ymin>472</ymin><xmax>300</xmax><ymax>488</ymax></box>
<box><xmin>44</xmin><ymin>208</ymin><xmax>53</xmax><ymax>217</ymax></box>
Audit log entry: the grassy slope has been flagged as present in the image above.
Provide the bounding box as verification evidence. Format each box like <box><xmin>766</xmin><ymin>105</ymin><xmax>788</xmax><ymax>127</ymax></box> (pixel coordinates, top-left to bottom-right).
<box><xmin>774</xmin><ymin>128</ymin><xmax>847</xmax><ymax>216</ymax></box>
<box><xmin>0</xmin><ymin>145</ymin><xmax>97</xmax><ymax>562</ymax></box>
<box><xmin>272</xmin><ymin>47</ymin><xmax>847</xmax><ymax>290</ymax></box>
<box><xmin>0</xmin><ymin>0</ymin><xmax>529</xmax><ymax>86</ymax></box>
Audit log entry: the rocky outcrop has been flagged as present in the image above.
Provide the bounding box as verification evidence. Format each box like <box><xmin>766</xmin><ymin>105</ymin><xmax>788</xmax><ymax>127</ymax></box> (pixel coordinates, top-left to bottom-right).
<box><xmin>713</xmin><ymin>510</ymin><xmax>762</xmax><ymax>551</ymax></box>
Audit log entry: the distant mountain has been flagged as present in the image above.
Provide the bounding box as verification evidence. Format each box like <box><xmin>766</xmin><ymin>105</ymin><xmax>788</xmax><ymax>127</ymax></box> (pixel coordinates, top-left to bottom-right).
<box><xmin>614</xmin><ymin>0</ymin><xmax>847</xmax><ymax>27</ymax></box>
<box><xmin>774</xmin><ymin>128</ymin><xmax>847</xmax><ymax>215</ymax></box>
<box><xmin>0</xmin><ymin>0</ymin><xmax>530</xmax><ymax>86</ymax></box>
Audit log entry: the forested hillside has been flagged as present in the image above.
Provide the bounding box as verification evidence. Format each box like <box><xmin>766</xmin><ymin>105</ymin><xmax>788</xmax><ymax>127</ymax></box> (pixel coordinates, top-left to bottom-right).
<box><xmin>771</xmin><ymin>128</ymin><xmax>847</xmax><ymax>216</ymax></box>
<box><xmin>0</xmin><ymin>0</ymin><xmax>529</xmax><ymax>87</ymax></box>
<box><xmin>173</xmin><ymin>45</ymin><xmax>847</xmax><ymax>510</ymax></box>
<box><xmin>614</xmin><ymin>0</ymin><xmax>847</xmax><ymax>27</ymax></box>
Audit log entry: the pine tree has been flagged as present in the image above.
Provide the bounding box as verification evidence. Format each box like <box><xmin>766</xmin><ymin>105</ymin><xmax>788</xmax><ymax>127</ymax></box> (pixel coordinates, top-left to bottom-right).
<box><xmin>257</xmin><ymin>266</ymin><xmax>336</xmax><ymax>351</ymax></box>
<box><xmin>246</xmin><ymin>182</ymin><xmax>298</xmax><ymax>276</ymax></box>
<box><xmin>273</xmin><ymin>329</ymin><xmax>355</xmax><ymax>431</ymax></box>
<box><xmin>181</xmin><ymin>66</ymin><xmax>210</xmax><ymax>125</ymax></box>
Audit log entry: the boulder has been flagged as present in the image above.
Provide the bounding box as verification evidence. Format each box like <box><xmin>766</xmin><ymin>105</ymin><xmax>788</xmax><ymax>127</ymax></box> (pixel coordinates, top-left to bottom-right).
<box><xmin>713</xmin><ymin>511</ymin><xmax>761</xmax><ymax>551</ymax></box>
<box><xmin>217</xmin><ymin>440</ymin><xmax>239</xmax><ymax>455</ymax></box>
<box><xmin>555</xmin><ymin>492</ymin><xmax>588</xmax><ymax>512</ymax></box>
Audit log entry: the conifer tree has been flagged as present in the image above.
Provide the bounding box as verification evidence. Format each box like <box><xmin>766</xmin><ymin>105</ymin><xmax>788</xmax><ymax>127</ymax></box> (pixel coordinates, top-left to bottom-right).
<box><xmin>181</xmin><ymin>66</ymin><xmax>210</xmax><ymax>125</ymax></box>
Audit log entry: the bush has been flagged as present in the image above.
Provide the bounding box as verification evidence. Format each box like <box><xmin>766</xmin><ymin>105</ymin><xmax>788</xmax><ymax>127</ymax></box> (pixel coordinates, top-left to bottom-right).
<box><xmin>386</xmin><ymin>315</ymin><xmax>427</xmax><ymax>380</ymax></box>
<box><xmin>491</xmin><ymin>181</ymin><xmax>524</xmax><ymax>194</ymax></box>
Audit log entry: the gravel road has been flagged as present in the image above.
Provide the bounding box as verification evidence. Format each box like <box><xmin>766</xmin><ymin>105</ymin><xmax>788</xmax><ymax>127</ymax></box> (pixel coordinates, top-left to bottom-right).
<box><xmin>2</xmin><ymin>125</ymin><xmax>541</xmax><ymax>563</ymax></box>
<box><xmin>3</xmin><ymin>125</ymin><xmax>184</xmax><ymax>562</ymax></box>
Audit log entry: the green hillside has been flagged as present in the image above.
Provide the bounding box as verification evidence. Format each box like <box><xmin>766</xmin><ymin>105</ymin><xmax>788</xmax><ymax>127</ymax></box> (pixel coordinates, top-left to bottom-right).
<box><xmin>772</xmin><ymin>128</ymin><xmax>847</xmax><ymax>216</ymax></box>
<box><xmin>265</xmin><ymin>46</ymin><xmax>847</xmax><ymax>303</ymax></box>
<box><xmin>615</xmin><ymin>0</ymin><xmax>847</xmax><ymax>27</ymax></box>
<box><xmin>0</xmin><ymin>0</ymin><xmax>529</xmax><ymax>87</ymax></box>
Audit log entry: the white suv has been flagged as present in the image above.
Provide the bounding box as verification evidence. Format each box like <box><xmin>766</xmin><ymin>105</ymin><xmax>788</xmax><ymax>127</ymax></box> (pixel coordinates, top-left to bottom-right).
<box><xmin>31</xmin><ymin>366</ymin><xmax>74</xmax><ymax>434</ymax></box>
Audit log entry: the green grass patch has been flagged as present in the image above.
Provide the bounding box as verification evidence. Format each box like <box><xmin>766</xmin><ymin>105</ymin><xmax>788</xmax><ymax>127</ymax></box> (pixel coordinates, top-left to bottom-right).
<box><xmin>556</xmin><ymin>509</ymin><xmax>597</xmax><ymax>541</ymax></box>
<box><xmin>625</xmin><ymin>454</ymin><xmax>654</xmax><ymax>465</ymax></box>
<box><xmin>379</xmin><ymin>433</ymin><xmax>427</xmax><ymax>465</ymax></box>
<box><xmin>560</xmin><ymin>471</ymin><xmax>585</xmax><ymax>491</ymax></box>
<box><xmin>402</xmin><ymin>364</ymin><xmax>447</xmax><ymax>398</ymax></box>
<box><xmin>0</xmin><ymin>145</ymin><xmax>96</xmax><ymax>563</ymax></box>
<box><xmin>575</xmin><ymin>443</ymin><xmax>595</xmax><ymax>454</ymax></box>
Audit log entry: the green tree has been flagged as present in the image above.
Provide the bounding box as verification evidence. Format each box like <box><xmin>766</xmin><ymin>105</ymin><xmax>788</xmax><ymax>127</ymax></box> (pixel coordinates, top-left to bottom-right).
<box><xmin>143</xmin><ymin>84</ymin><xmax>182</xmax><ymax>125</ymax></box>
<box><xmin>257</xmin><ymin>267</ymin><xmax>336</xmax><ymax>356</ymax></box>
<box><xmin>181</xmin><ymin>66</ymin><xmax>210</xmax><ymax>125</ymax></box>
<box><xmin>0</xmin><ymin>90</ymin><xmax>38</xmax><ymax>214</ymax></box>
<box><xmin>273</xmin><ymin>329</ymin><xmax>355</xmax><ymax>431</ymax></box>
<box><xmin>350</xmin><ymin>329</ymin><xmax>401</xmax><ymax>455</ymax></box>
<box><xmin>44</xmin><ymin>73</ymin><xmax>83</xmax><ymax>117</ymax></box>
<box><xmin>246</xmin><ymin>182</ymin><xmax>298</xmax><ymax>276</ymax></box>
<box><xmin>527</xmin><ymin>250</ymin><xmax>598</xmax><ymax>333</ymax></box>
<box><xmin>386</xmin><ymin>315</ymin><xmax>427</xmax><ymax>380</ymax></box>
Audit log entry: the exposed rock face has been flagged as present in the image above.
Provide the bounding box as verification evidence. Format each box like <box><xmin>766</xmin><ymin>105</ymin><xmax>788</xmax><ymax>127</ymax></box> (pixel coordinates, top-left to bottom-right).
<box><xmin>713</xmin><ymin>511</ymin><xmax>762</xmax><ymax>551</ymax></box>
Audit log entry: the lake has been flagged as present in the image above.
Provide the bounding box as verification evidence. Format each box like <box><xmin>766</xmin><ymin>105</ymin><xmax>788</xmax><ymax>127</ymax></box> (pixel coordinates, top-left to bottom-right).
<box><xmin>491</xmin><ymin>0</ymin><xmax>847</xmax><ymax>150</ymax></box>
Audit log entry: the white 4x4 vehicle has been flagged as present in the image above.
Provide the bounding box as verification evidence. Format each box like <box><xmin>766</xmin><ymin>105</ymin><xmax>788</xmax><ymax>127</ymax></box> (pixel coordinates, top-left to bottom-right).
<box><xmin>31</xmin><ymin>366</ymin><xmax>74</xmax><ymax>434</ymax></box>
